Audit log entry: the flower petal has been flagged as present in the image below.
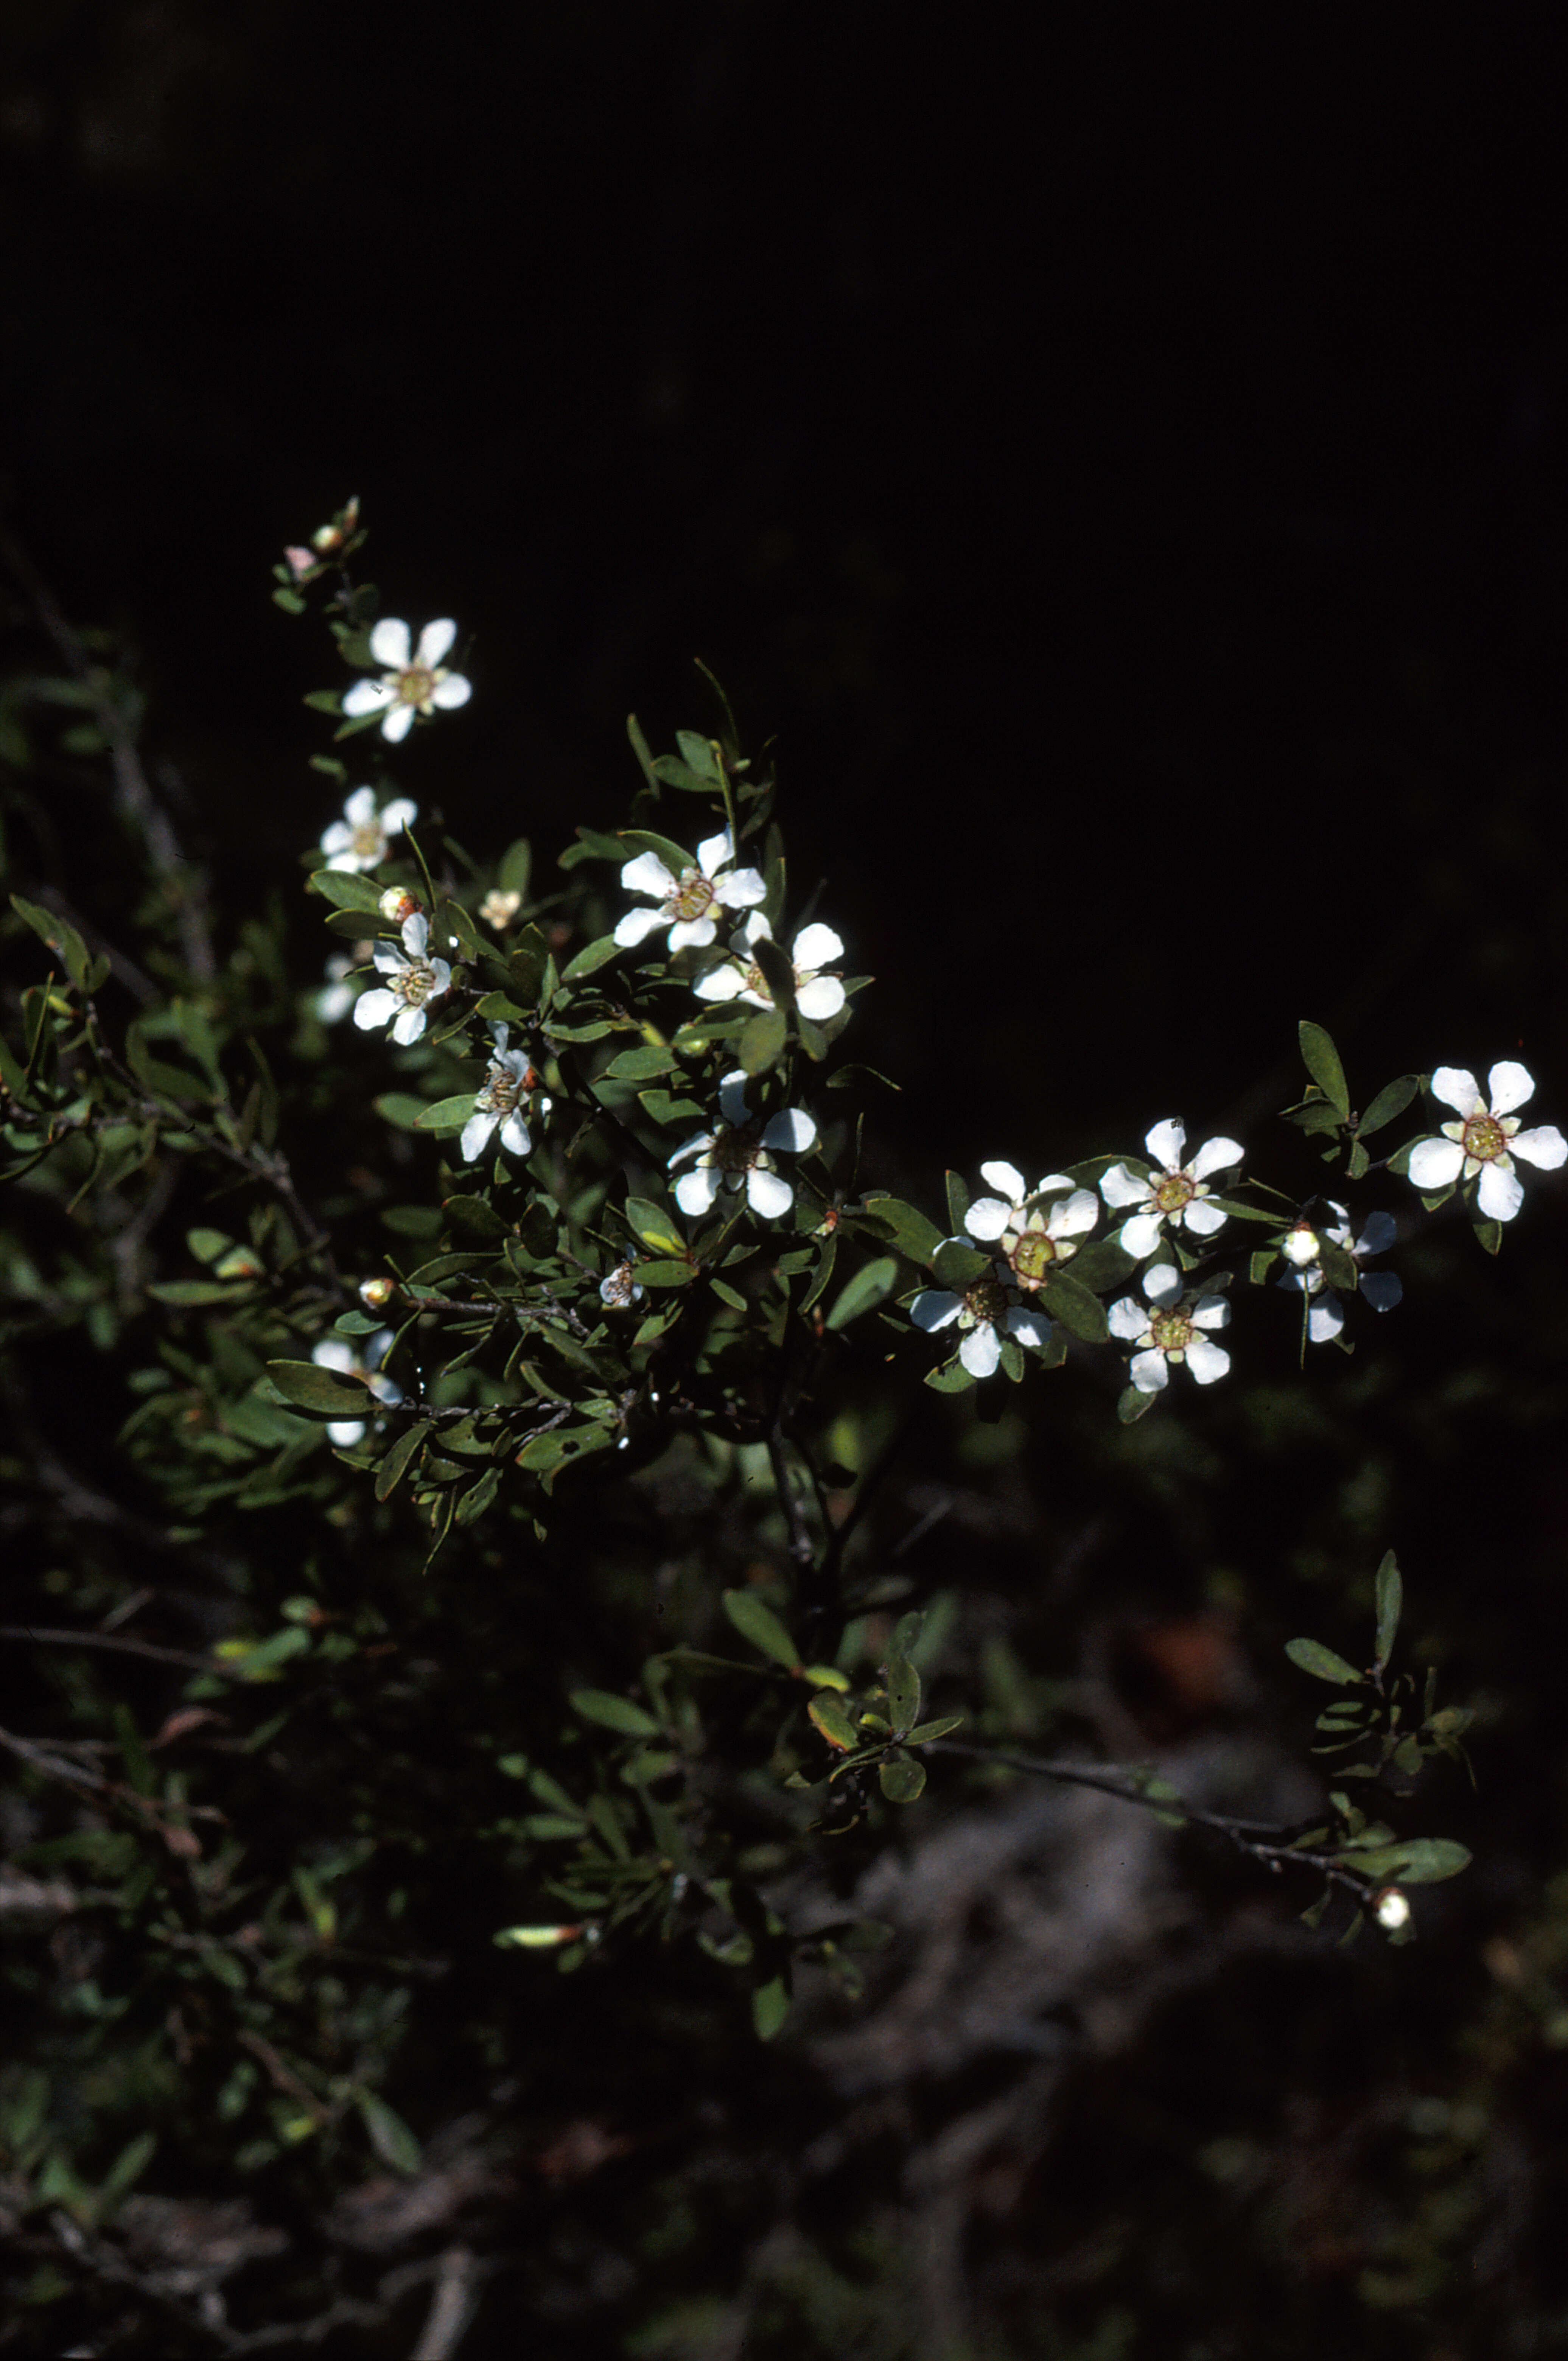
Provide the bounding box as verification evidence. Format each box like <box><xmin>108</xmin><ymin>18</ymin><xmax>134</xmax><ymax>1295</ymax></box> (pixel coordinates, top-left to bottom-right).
<box><xmin>1145</xmin><ymin>1118</ymin><xmax>1186</xmax><ymax>1170</ymax></box>
<box><xmin>499</xmin><ymin>1112</ymin><xmax>533</xmax><ymax>1158</ymax></box>
<box><xmin>461</xmin><ymin>1111</ymin><xmax>497</xmax><ymax>1162</ymax></box>
<box><xmin>1356</xmin><ymin>1210</ymin><xmax>1397</xmax><ymax>1257</ymax></box>
<box><xmin>1183</xmin><ymin>1198</ymin><xmax>1227</xmax><ymax>1236</ymax></box>
<box><xmin>353</xmin><ymin>989</ymin><xmax>398</xmax><ymax>1030</ymax></box>
<box><xmin>717</xmin><ymin>1073</ymin><xmax>752</xmax><ymax>1126</ymax></box>
<box><xmin>621</xmin><ymin>850</ymin><xmax>675</xmax><ymax>899</ymax></box>
<box><xmin>762</xmin><ymin>1107</ymin><xmax>816</xmax><ymax>1154</ymax></box>
<box><xmin>312</xmin><ymin>1339</ymin><xmax>357</xmax><ymax>1374</ymax></box>
<box><xmin>381</xmin><ymin>703</ymin><xmax>416</xmax><ymax>743</ymax></box>
<box><xmin>1050</xmin><ymin>1189</ymin><xmax>1100</xmax><ymax>1239</ymax></box>
<box><xmin>1107</xmin><ymin>1297</ymin><xmax>1148</xmax><ymax>1341</ymax></box>
<box><xmin>674</xmin><ymin>1166</ymin><xmax>722</xmax><ymax>1216</ymax></box>
<box><xmin>693</xmin><ymin>964</ymin><xmax>745</xmax><ymax>1002</ymax></box>
<box><xmin>1307</xmin><ymin>1294</ymin><xmax>1345</xmax><ymax>1343</ymax></box>
<box><xmin>327</xmin><ymin>1418</ymin><xmax>368</xmax><ymax>1448</ymax></box>
<box><xmin>430</xmin><ymin>673</ymin><xmax>471</xmax><ymax>709</ymax></box>
<box><xmin>666</xmin><ymin>1128</ymin><xmax>714</xmax><ymax>1171</ymax></box>
<box><xmin>910</xmin><ymin>1289</ymin><xmax>962</xmax><ymax>1333</ymax></box>
<box><xmin>341</xmin><ymin>679</ymin><xmax>394</xmax><ymax>717</ymax></box>
<box><xmin>417</xmin><ymin>618</ymin><xmax>457</xmax><ymax>667</ymax></box>
<box><xmin>796</xmin><ymin>976</ymin><xmax>846</xmax><ymax>1021</ymax></box>
<box><xmin>1186</xmin><ymin>1338</ymin><xmax>1230</xmax><ymax>1385</ymax></box>
<box><xmin>1191</xmin><ymin>1295</ymin><xmax>1230</xmax><ymax>1330</ymax></box>
<box><xmin>695</xmin><ymin>829</ymin><xmax>736</xmax><ymax>876</ymax></box>
<box><xmin>1359</xmin><ymin>1270</ymin><xmax>1403</xmax><ymax>1312</ymax></box>
<box><xmin>1511</xmin><ymin>1124</ymin><xmax>1567</xmax><ymax>1171</ymax></box>
<box><xmin>390</xmin><ymin>1005</ymin><xmax>427</xmax><ymax>1045</ymax></box>
<box><xmin>959</xmin><ymin>1324</ymin><xmax>1001</xmax><ymax>1378</ymax></box>
<box><xmin>792</xmin><ymin>922</ymin><xmax>843</xmax><ymax>969</ymax></box>
<box><xmin>1429</xmin><ymin>1066</ymin><xmax>1483</xmax><ymax>1117</ymax></box>
<box><xmin>747</xmin><ymin>1167</ymin><xmax>793</xmax><ymax>1219</ymax></box>
<box><xmin>369</xmin><ymin>617</ymin><xmax>412</xmax><ymax>669</ymax></box>
<box><xmin>964</xmin><ymin>1196</ymin><xmax>1011</xmax><ymax>1242</ymax></box>
<box><xmin>979</xmin><ymin>1160</ymin><xmax>1026</xmax><ymax>1201</ymax></box>
<box><xmin>1408</xmin><ymin>1136</ymin><xmax>1465</xmax><ymax>1190</ymax></box>
<box><xmin>668</xmin><ymin>917</ymin><xmax>719</xmax><ymax>952</ymax></box>
<box><xmin>1004</xmin><ymin>1305</ymin><xmax>1053</xmax><ymax>1352</ymax></box>
<box><xmin>1099</xmin><ymin>1163</ymin><xmax>1149</xmax><ymax>1210</ymax></box>
<box><xmin>1117</xmin><ymin>1212</ymin><xmax>1164</xmax><ymax>1261</ymax></box>
<box><xmin>1476</xmin><ymin>1159</ymin><xmax>1524</xmax><ymax>1222</ymax></box>
<box><xmin>1129</xmin><ymin>1349</ymin><xmax>1169</xmax><ymax>1393</ymax></box>
<box><xmin>1189</xmin><ymin>1134</ymin><xmax>1244</xmax><ymax>1182</ymax></box>
<box><xmin>714</xmin><ymin>867</ymin><xmax>767</xmax><ymax>909</ymax></box>
<box><xmin>613</xmin><ymin>905</ymin><xmax>669</xmax><ymax>947</ymax></box>
<box><xmin>1143</xmin><ymin>1263</ymin><xmax>1183</xmax><ymax>1307</ymax></box>
<box><xmin>1487</xmin><ymin>1059</ymin><xmax>1536</xmax><ymax>1116</ymax></box>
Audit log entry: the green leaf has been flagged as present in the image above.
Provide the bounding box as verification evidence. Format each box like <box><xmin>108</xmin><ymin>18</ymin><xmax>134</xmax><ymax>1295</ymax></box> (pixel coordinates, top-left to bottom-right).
<box><xmin>414</xmin><ymin>1094</ymin><xmax>477</xmax><ymax>1133</ymax></box>
<box><xmin>624</xmin><ymin>1195</ymin><xmax>685</xmax><ymax>1255</ymax></box>
<box><xmin>885</xmin><ymin>1636</ymin><xmax>920</xmax><ymax>1734</ymax></box>
<box><xmin>9</xmin><ymin>894</ymin><xmax>92</xmax><ymax>992</ymax></box>
<box><xmin>722</xmin><ymin>1589</ymin><xmax>800</xmax><ymax>1670</ymax></box>
<box><xmin>675</xmin><ymin>729</ymin><xmax>722</xmax><ymax>782</ymax></box>
<box><xmin>604</xmin><ymin>1044</ymin><xmax>676</xmax><ymax>1081</ymax></box>
<box><xmin>1373</xmin><ymin>1549</ymin><xmax>1402</xmax><ymax>1671</ymax></box>
<box><xmin>373</xmin><ymin>1421</ymin><xmax>427</xmax><ymax>1502</ymax></box>
<box><xmin>854</xmin><ymin>1194</ymin><xmax>944</xmax><ymax>1266</ymax></box>
<box><xmin>562</xmin><ymin>933</ymin><xmax>622</xmax><ymax>981</ymax></box>
<box><xmin>266</xmin><ymin>1360</ymin><xmax>371</xmax><ymax>1415</ymax></box>
<box><xmin>931</xmin><ymin>1237</ymin><xmax>988</xmax><ymax>1290</ymax></box>
<box><xmin>807</xmin><ymin>1694</ymin><xmax>859</xmax><ymax>1751</ymax></box>
<box><xmin>1298</xmin><ymin>1020</ymin><xmax>1350</xmax><ymax>1120</ymax></box>
<box><xmin>1285</xmin><ymin>1636</ymin><xmax>1363</xmax><ymax>1686</ymax></box>
<box><xmin>308</xmin><ymin>868</ymin><xmax>385</xmax><ymax>913</ymax></box>
<box><xmin>454</xmin><ymin>1465</ymin><xmax>501</xmax><ymax>1525</ymax></box>
<box><xmin>650</xmin><ymin>756</ymin><xmax>717</xmax><ymax>795</ymax></box>
<box><xmin>498</xmin><ymin>837</ymin><xmax>532</xmax><ymax>896</ymax></box>
<box><xmin>1343</xmin><ymin>1838</ymin><xmax>1472</xmax><ymax>1886</ymax></box>
<box><xmin>751</xmin><ymin>1974</ymin><xmax>790</xmax><ymax>2041</ymax></box>
<box><xmin>373</xmin><ymin>1092</ymin><xmax>431</xmax><ymax>1131</ymax></box>
<box><xmin>568</xmin><ymin>1688</ymin><xmax>661</xmax><ymax>1738</ymax></box>
<box><xmin>925</xmin><ymin>1360</ymin><xmax>975</xmax><ymax>1393</ymax></box>
<box><xmin>879</xmin><ymin>1753</ymin><xmax>927</xmax><ymax>1803</ymax></box>
<box><xmin>355</xmin><ymin>2093</ymin><xmax>421</xmax><ymax>2175</ymax></box>
<box><xmin>1357</xmin><ymin>1074</ymin><xmax>1419</xmax><ymax>1137</ymax></box>
<box><xmin>906</xmin><ymin>1713</ymin><xmax>964</xmax><ymax>1744</ymax></box>
<box><xmin>1041</xmin><ymin>1269</ymin><xmax>1108</xmax><ymax>1342</ymax></box>
<box><xmin>738</xmin><ymin>1006</ymin><xmax>787</xmax><ymax>1076</ymax></box>
<box><xmin>944</xmin><ymin>1169</ymin><xmax>969</xmax><ymax>1231</ymax></box>
<box><xmin>632</xmin><ymin>1257</ymin><xmax>695</xmax><ymax>1289</ymax></box>
<box><xmin>825</xmin><ymin>1255</ymin><xmax>899</xmax><ymax>1331</ymax></box>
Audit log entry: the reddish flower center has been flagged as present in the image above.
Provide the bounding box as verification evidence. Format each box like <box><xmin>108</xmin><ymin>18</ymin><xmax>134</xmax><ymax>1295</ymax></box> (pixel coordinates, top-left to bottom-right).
<box><xmin>963</xmin><ymin>1275</ymin><xmax>1009</xmax><ymax>1329</ymax></box>
<box><xmin>713</xmin><ymin>1122</ymin><xmax>762</xmax><ymax>1177</ymax></box>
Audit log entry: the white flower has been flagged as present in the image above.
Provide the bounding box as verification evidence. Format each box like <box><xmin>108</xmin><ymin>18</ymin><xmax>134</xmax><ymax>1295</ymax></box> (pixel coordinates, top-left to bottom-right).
<box><xmin>1279</xmin><ymin>1202</ymin><xmax>1403</xmax><ymax>1343</ymax></box>
<box><xmin>1100</xmin><ymin>1120</ymin><xmax>1245</xmax><ymax>1260</ymax></box>
<box><xmin>1374</xmin><ymin>1888</ymin><xmax>1411</xmax><ymax>1932</ymax></box>
<box><xmin>341</xmin><ymin>618</ymin><xmax>472</xmax><ymax>744</ymax></box>
<box><xmin>1406</xmin><ymin>1061</ymin><xmax>1566</xmax><ymax>1223</ymax></box>
<box><xmin>668</xmin><ymin>1071</ymin><xmax>816</xmax><ymax>1221</ymax></box>
<box><xmin>318</xmin><ymin>784</ymin><xmax>418</xmax><ymax>872</ymax></box>
<box><xmin>963</xmin><ymin>1163</ymin><xmax>1098</xmax><ymax>1292</ymax></box>
<box><xmin>480</xmin><ymin>888</ymin><xmax>522</xmax><ymax>930</ymax></box>
<box><xmin>910</xmin><ymin>1254</ymin><xmax>1054</xmax><ymax>1380</ymax></box>
<box><xmin>613</xmin><ymin>829</ymin><xmax>766</xmax><ymax>953</ymax></box>
<box><xmin>315</xmin><ymin>954</ymin><xmax>358</xmax><ymax>1023</ymax></box>
<box><xmin>313</xmin><ymin>1329</ymin><xmax>402</xmax><ymax>1447</ymax></box>
<box><xmin>350</xmin><ymin>912</ymin><xmax>452</xmax><ymax>1046</ymax></box>
<box><xmin>1108</xmin><ymin>1263</ymin><xmax>1231</xmax><ymax>1392</ymax></box>
<box><xmin>692</xmin><ymin>913</ymin><xmax>847</xmax><ymax>1022</ymax></box>
<box><xmin>599</xmin><ymin>1260</ymin><xmax>644</xmax><ymax>1310</ymax></box>
<box><xmin>461</xmin><ymin>1023</ymin><xmax>549</xmax><ymax>1162</ymax></box>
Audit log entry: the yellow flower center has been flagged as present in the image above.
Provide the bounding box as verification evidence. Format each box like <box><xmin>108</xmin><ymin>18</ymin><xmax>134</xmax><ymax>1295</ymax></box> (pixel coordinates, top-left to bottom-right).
<box><xmin>1461</xmin><ymin>1112</ymin><xmax>1506</xmax><ymax>1163</ymax></box>
<box><xmin>963</xmin><ymin>1275</ymin><xmax>1009</xmax><ymax>1329</ymax></box>
<box><xmin>478</xmin><ymin>1060</ymin><xmax>525</xmax><ymax>1116</ymax></box>
<box><xmin>350</xmin><ymin>819</ymin><xmax>384</xmax><ymax>860</ymax></box>
<box><xmin>395</xmin><ymin>663</ymin><xmax>437</xmax><ymax>709</ymax></box>
<box><xmin>670</xmin><ymin>868</ymin><xmax>719</xmax><ymax>925</ymax></box>
<box><xmin>1010</xmin><ymin>1229</ymin><xmax>1059</xmax><ymax>1288</ymax></box>
<box><xmin>394</xmin><ymin>959</ymin><xmax>440</xmax><ymax>1009</ymax></box>
<box><xmin>1152</xmin><ymin>1171</ymin><xmax>1197</xmax><ymax>1215</ymax></box>
<box><xmin>1148</xmin><ymin>1307</ymin><xmax>1194</xmax><ymax>1355</ymax></box>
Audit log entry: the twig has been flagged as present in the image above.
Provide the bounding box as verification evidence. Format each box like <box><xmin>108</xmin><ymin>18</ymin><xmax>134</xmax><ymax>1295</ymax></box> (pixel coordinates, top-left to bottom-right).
<box><xmin>927</xmin><ymin>1740</ymin><xmax>1370</xmax><ymax>1899</ymax></box>
<box><xmin>0</xmin><ymin>1626</ymin><xmax>241</xmax><ymax>1676</ymax></box>
<box><xmin>0</xmin><ymin>519</ymin><xmax>216</xmax><ymax>983</ymax></box>
<box><xmin>411</xmin><ymin>2247</ymin><xmax>484</xmax><ymax>2361</ymax></box>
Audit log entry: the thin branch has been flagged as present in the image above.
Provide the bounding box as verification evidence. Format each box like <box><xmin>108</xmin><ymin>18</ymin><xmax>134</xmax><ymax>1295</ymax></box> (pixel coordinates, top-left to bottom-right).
<box><xmin>0</xmin><ymin>1626</ymin><xmax>241</xmax><ymax>1677</ymax></box>
<box><xmin>0</xmin><ymin>519</ymin><xmax>216</xmax><ymax>981</ymax></box>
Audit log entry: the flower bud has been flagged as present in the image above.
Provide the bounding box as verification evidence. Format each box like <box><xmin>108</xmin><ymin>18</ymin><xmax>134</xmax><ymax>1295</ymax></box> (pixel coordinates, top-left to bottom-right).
<box><xmin>359</xmin><ymin>1277</ymin><xmax>395</xmax><ymax>1311</ymax></box>
<box><xmin>379</xmin><ymin>888</ymin><xmax>420</xmax><ymax>925</ymax></box>
<box><xmin>1282</xmin><ymin>1222</ymin><xmax>1320</xmax><ymax>1269</ymax></box>
<box><xmin>1373</xmin><ymin>1886</ymin><xmax>1411</xmax><ymax>1932</ymax></box>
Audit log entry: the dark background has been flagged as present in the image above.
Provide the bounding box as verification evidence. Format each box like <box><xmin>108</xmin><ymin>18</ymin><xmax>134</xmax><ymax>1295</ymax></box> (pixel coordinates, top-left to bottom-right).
<box><xmin>6</xmin><ymin>11</ymin><xmax>1568</xmax><ymax>2355</ymax></box>
<box><xmin>7</xmin><ymin>9</ymin><xmax>1568</xmax><ymax>1160</ymax></box>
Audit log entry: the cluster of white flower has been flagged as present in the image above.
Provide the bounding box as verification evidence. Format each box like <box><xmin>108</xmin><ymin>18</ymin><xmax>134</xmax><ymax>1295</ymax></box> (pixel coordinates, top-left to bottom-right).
<box><xmin>309</xmin><ymin>626</ymin><xmax>1565</xmax><ymax>1419</ymax></box>
<box><xmin>311</xmin><ymin>1330</ymin><xmax>401</xmax><ymax>1447</ymax></box>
